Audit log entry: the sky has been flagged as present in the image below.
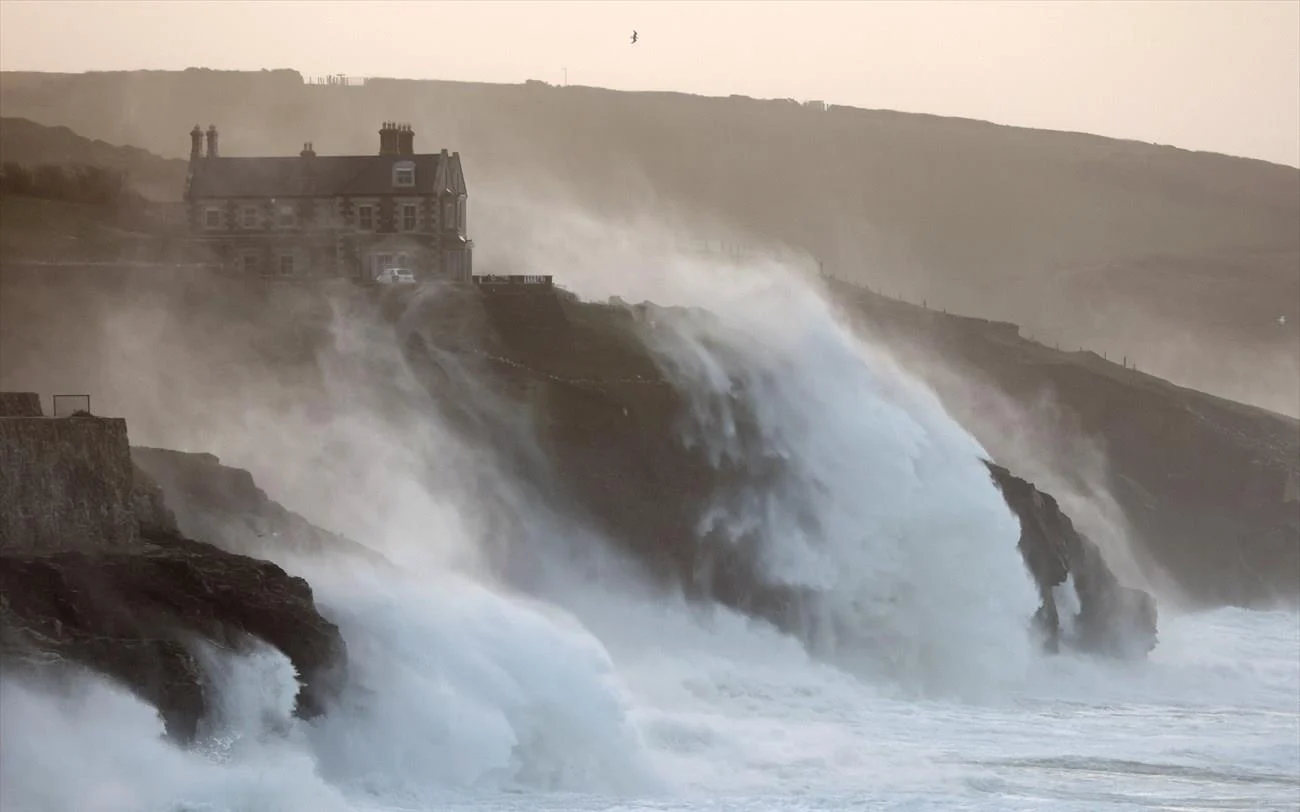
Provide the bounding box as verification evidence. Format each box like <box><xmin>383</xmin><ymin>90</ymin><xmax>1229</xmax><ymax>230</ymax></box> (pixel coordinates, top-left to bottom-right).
<box><xmin>1</xmin><ymin>0</ymin><xmax>1298</xmax><ymax>167</ymax></box>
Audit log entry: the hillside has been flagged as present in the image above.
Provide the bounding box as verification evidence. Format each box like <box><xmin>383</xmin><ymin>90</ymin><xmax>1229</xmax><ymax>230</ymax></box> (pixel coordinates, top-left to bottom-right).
<box><xmin>1</xmin><ymin>69</ymin><xmax>1297</xmax><ymax>413</ymax></box>
<box><xmin>0</xmin><ymin>116</ymin><xmax>188</xmax><ymax>201</ymax></box>
<box><xmin>822</xmin><ymin>278</ymin><xmax>1299</xmax><ymax>608</ymax></box>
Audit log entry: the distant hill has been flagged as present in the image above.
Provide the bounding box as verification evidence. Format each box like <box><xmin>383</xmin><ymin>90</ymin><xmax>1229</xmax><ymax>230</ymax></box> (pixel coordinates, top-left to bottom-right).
<box><xmin>2</xmin><ymin>69</ymin><xmax>1295</xmax><ymax>413</ymax></box>
<box><xmin>0</xmin><ymin>116</ymin><xmax>187</xmax><ymax>201</ymax></box>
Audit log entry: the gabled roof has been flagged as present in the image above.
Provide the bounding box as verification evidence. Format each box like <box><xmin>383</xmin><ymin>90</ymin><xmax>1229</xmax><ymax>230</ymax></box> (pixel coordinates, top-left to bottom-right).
<box><xmin>187</xmin><ymin>151</ymin><xmax>467</xmax><ymax>199</ymax></box>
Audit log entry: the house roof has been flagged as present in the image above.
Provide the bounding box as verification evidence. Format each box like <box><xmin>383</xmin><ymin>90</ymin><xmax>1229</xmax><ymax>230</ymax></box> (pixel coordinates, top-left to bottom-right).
<box><xmin>186</xmin><ymin>151</ymin><xmax>467</xmax><ymax>199</ymax></box>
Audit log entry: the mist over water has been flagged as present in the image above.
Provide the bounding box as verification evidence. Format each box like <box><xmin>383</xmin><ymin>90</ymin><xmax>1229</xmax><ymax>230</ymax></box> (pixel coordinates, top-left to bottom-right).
<box><xmin>2</xmin><ymin>247</ymin><xmax>1297</xmax><ymax>811</ymax></box>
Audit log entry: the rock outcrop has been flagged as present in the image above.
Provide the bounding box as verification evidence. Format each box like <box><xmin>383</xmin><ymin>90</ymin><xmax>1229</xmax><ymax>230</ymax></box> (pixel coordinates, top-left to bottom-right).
<box><xmin>398</xmin><ymin>292</ymin><xmax>1158</xmax><ymax>657</ymax></box>
<box><xmin>130</xmin><ymin>446</ymin><xmax>383</xmax><ymax>564</ymax></box>
<box><xmin>0</xmin><ymin>528</ymin><xmax>345</xmax><ymax>742</ymax></box>
<box><xmin>0</xmin><ymin>396</ymin><xmax>347</xmax><ymax>743</ymax></box>
<box><xmin>985</xmin><ymin>461</ymin><xmax>1158</xmax><ymax>657</ymax></box>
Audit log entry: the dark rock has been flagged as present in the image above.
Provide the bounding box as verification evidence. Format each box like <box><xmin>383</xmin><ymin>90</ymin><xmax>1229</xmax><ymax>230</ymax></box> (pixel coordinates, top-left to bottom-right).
<box><xmin>0</xmin><ymin>529</ymin><xmax>346</xmax><ymax>742</ymax></box>
<box><xmin>130</xmin><ymin>446</ymin><xmax>382</xmax><ymax>564</ymax></box>
<box><xmin>398</xmin><ymin>293</ymin><xmax>1158</xmax><ymax>658</ymax></box>
<box><xmin>985</xmin><ymin>460</ymin><xmax>1158</xmax><ymax>657</ymax></box>
<box><xmin>132</xmin><ymin>461</ymin><xmax>179</xmax><ymax>537</ymax></box>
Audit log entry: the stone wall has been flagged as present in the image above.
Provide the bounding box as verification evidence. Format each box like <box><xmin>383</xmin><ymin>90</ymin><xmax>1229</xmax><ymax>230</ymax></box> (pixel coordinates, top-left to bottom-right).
<box><xmin>0</xmin><ymin>414</ymin><xmax>140</xmax><ymax>552</ymax></box>
<box><xmin>0</xmin><ymin>392</ymin><xmax>42</xmax><ymax>417</ymax></box>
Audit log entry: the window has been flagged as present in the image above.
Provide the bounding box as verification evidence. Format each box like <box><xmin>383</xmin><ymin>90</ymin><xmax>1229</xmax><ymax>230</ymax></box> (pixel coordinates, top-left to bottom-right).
<box><xmin>396</xmin><ymin>253</ymin><xmax>408</xmax><ymax>268</ymax></box>
<box><xmin>358</xmin><ymin>205</ymin><xmax>374</xmax><ymax>230</ymax></box>
<box><xmin>457</xmin><ymin>198</ymin><xmax>466</xmax><ymax>234</ymax></box>
<box><xmin>204</xmin><ymin>208</ymin><xmax>222</xmax><ymax>228</ymax></box>
<box><xmin>241</xmin><ymin>252</ymin><xmax>261</xmax><ymax>275</ymax></box>
<box><xmin>401</xmin><ymin>204</ymin><xmax>417</xmax><ymax>232</ymax></box>
<box><xmin>241</xmin><ymin>206</ymin><xmax>258</xmax><ymax>228</ymax></box>
<box><xmin>443</xmin><ymin>201</ymin><xmax>455</xmax><ymax>230</ymax></box>
<box><xmin>393</xmin><ymin>162</ymin><xmax>415</xmax><ymax>187</ymax></box>
<box><xmin>279</xmin><ymin>254</ymin><xmax>295</xmax><ymax>276</ymax></box>
<box><xmin>277</xmin><ymin>203</ymin><xmax>296</xmax><ymax>228</ymax></box>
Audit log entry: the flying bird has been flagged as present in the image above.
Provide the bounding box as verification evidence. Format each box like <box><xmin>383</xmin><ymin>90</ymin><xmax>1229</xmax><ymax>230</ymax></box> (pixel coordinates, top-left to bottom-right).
<box><xmin>631</xmin><ymin>30</ymin><xmax>638</xmax><ymax>44</ymax></box>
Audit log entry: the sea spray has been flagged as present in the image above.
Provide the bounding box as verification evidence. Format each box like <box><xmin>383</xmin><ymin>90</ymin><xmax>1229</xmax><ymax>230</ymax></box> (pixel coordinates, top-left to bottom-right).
<box><xmin>630</xmin><ymin>258</ymin><xmax>1040</xmax><ymax>696</ymax></box>
<box><xmin>290</xmin><ymin>559</ymin><xmax>660</xmax><ymax>799</ymax></box>
<box><xmin>0</xmin><ymin>672</ymin><xmax>351</xmax><ymax>812</ymax></box>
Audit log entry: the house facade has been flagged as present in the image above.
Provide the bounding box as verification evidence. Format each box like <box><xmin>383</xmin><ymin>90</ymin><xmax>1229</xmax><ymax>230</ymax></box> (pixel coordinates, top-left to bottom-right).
<box><xmin>184</xmin><ymin>122</ymin><xmax>472</xmax><ymax>282</ymax></box>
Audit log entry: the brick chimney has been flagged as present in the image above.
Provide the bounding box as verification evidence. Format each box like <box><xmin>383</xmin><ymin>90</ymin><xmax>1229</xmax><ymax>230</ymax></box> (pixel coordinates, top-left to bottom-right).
<box><xmin>300</xmin><ymin>142</ymin><xmax>316</xmax><ymax>158</ymax></box>
<box><xmin>378</xmin><ymin>122</ymin><xmax>400</xmax><ymax>156</ymax></box>
<box><xmin>205</xmin><ymin>125</ymin><xmax>219</xmax><ymax>158</ymax></box>
<box><xmin>190</xmin><ymin>125</ymin><xmax>203</xmax><ymax>161</ymax></box>
<box><xmin>398</xmin><ymin>124</ymin><xmax>414</xmax><ymax>156</ymax></box>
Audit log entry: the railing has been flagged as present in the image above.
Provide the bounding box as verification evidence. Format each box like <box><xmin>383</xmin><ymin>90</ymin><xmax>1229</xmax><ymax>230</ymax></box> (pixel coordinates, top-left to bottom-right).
<box><xmin>472</xmin><ymin>274</ymin><xmax>554</xmax><ymax>290</ymax></box>
<box><xmin>52</xmin><ymin>394</ymin><xmax>91</xmax><ymax>417</ymax></box>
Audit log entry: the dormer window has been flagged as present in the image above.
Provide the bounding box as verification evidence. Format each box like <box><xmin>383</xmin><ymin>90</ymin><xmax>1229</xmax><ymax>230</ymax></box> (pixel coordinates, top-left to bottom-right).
<box><xmin>393</xmin><ymin>162</ymin><xmax>415</xmax><ymax>188</ymax></box>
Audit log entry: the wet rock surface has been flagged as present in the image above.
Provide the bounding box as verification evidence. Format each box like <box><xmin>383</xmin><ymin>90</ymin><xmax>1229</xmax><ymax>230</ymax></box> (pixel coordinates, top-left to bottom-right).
<box><xmin>985</xmin><ymin>461</ymin><xmax>1158</xmax><ymax>657</ymax></box>
<box><xmin>0</xmin><ymin>528</ymin><xmax>346</xmax><ymax>742</ymax></box>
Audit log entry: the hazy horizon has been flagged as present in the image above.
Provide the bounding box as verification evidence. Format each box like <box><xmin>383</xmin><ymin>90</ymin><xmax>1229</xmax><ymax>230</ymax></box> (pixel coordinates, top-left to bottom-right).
<box><xmin>1</xmin><ymin>0</ymin><xmax>1298</xmax><ymax>168</ymax></box>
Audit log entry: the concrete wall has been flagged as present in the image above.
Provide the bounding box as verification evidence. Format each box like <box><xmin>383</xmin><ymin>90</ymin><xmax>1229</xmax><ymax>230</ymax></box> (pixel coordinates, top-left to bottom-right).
<box><xmin>0</xmin><ymin>415</ymin><xmax>141</xmax><ymax>552</ymax></box>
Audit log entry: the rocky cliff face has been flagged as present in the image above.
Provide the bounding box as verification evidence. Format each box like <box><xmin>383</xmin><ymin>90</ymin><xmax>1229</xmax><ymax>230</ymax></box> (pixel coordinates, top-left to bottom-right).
<box><xmin>130</xmin><ymin>446</ymin><xmax>381</xmax><ymax>565</ymax></box>
<box><xmin>396</xmin><ymin>292</ymin><xmax>1158</xmax><ymax>659</ymax></box>
<box><xmin>985</xmin><ymin>462</ymin><xmax>1157</xmax><ymax>657</ymax></box>
<box><xmin>0</xmin><ymin>529</ymin><xmax>346</xmax><ymax>742</ymax></box>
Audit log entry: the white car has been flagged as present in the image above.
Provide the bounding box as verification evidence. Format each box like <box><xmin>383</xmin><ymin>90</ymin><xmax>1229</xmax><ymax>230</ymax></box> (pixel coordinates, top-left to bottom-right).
<box><xmin>375</xmin><ymin>268</ymin><xmax>417</xmax><ymax>285</ymax></box>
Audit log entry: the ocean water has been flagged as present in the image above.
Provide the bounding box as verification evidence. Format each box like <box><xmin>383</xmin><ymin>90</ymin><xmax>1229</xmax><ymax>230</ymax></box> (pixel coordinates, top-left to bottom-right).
<box><xmin>3</xmin><ymin>590</ymin><xmax>1296</xmax><ymax>812</ymax></box>
<box><xmin>2</xmin><ymin>253</ymin><xmax>1296</xmax><ymax>812</ymax></box>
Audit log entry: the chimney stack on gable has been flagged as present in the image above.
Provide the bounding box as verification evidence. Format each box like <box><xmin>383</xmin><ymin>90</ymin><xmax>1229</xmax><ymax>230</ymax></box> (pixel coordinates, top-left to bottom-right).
<box><xmin>300</xmin><ymin>142</ymin><xmax>316</xmax><ymax>158</ymax></box>
<box><xmin>190</xmin><ymin>125</ymin><xmax>203</xmax><ymax>161</ymax></box>
<box><xmin>205</xmin><ymin>125</ymin><xmax>219</xmax><ymax>158</ymax></box>
<box><xmin>398</xmin><ymin>124</ymin><xmax>415</xmax><ymax>156</ymax></box>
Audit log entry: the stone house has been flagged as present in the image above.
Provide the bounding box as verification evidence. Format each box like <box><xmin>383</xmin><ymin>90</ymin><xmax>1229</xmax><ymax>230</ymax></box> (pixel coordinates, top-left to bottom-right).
<box><xmin>184</xmin><ymin>122</ymin><xmax>472</xmax><ymax>282</ymax></box>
